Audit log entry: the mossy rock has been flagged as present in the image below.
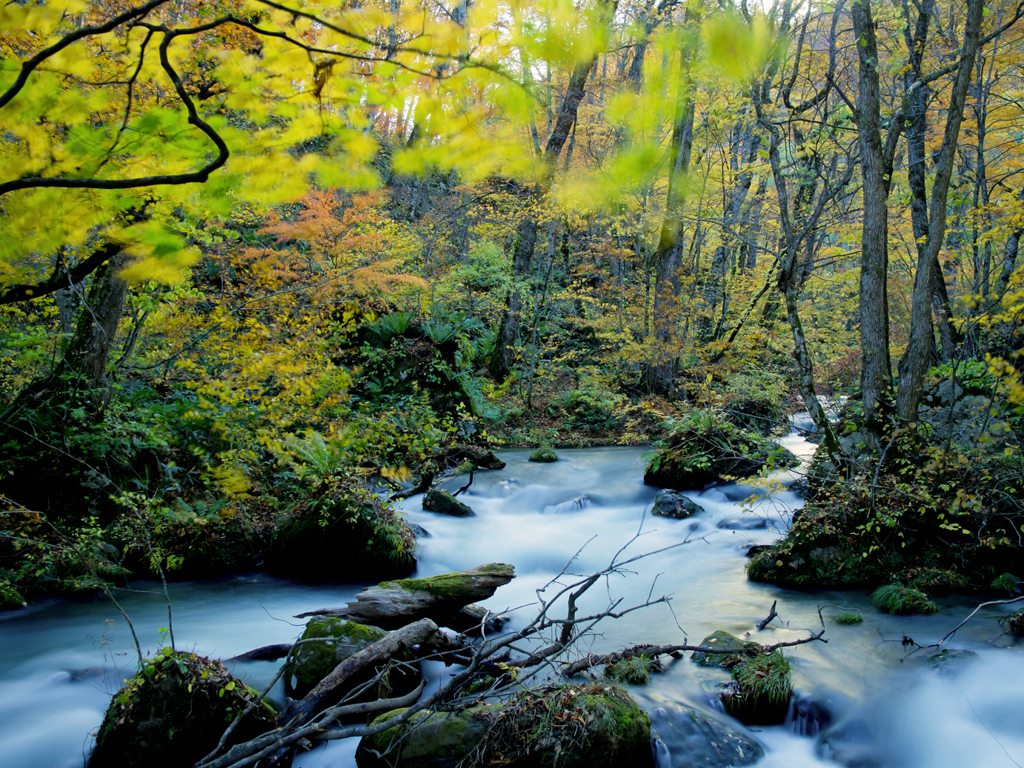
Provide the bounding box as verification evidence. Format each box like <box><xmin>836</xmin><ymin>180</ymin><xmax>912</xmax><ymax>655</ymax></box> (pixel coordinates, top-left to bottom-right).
<box><xmin>651</xmin><ymin>490</ymin><xmax>703</xmax><ymax>519</ymax></box>
<box><xmin>644</xmin><ymin>421</ymin><xmax>798</xmax><ymax>491</ymax></box>
<box><xmin>529</xmin><ymin>447</ymin><xmax>559</xmax><ymax>463</ymax></box>
<box><xmin>690</xmin><ymin>631</ymin><xmax>761</xmax><ymax>668</ymax></box>
<box><xmin>286</xmin><ymin>617</ymin><xmax>419</xmax><ymax>699</ymax></box>
<box><xmin>357</xmin><ymin>683</ymin><xmax>651</xmax><ymax>768</ymax></box>
<box><xmin>270</xmin><ymin>483</ymin><xmax>416</xmax><ymax>581</ymax></box>
<box><xmin>720</xmin><ymin>650</ymin><xmax>792</xmax><ymax>725</ymax></box>
<box><xmin>927</xmin><ymin>649</ymin><xmax>978</xmax><ymax>674</ymax></box>
<box><xmin>449</xmin><ymin>445</ymin><xmax>506</xmax><ymax>470</ymax></box>
<box><xmin>0</xmin><ymin>580</ymin><xmax>25</xmax><ymax>610</ymax></box>
<box><xmin>422</xmin><ymin>488</ymin><xmax>475</xmax><ymax>517</ymax></box>
<box><xmin>89</xmin><ymin>652</ymin><xmax>275</xmax><ymax>768</ymax></box>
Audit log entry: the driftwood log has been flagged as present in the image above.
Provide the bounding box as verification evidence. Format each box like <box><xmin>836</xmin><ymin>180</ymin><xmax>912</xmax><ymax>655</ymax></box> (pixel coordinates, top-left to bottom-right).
<box><xmin>295</xmin><ymin>563</ymin><xmax>515</xmax><ymax>630</ymax></box>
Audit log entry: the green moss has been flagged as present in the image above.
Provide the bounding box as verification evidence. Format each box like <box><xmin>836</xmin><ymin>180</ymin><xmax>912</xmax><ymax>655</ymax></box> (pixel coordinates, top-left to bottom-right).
<box><xmin>529</xmin><ymin>447</ymin><xmax>559</xmax><ymax>462</ymax></box>
<box><xmin>287</xmin><ymin>617</ymin><xmax>390</xmax><ymax>697</ymax></box>
<box><xmin>690</xmin><ymin>630</ymin><xmax>761</xmax><ymax>667</ymax></box>
<box><xmin>832</xmin><ymin>611</ymin><xmax>864</xmax><ymax>625</ymax></box>
<box><xmin>871</xmin><ymin>583</ymin><xmax>938</xmax><ymax>615</ymax></box>
<box><xmin>605</xmin><ymin>655</ymin><xmax>658</xmax><ymax>685</ymax></box>
<box><xmin>382</xmin><ymin>564</ymin><xmax>514</xmax><ymax>600</ymax></box>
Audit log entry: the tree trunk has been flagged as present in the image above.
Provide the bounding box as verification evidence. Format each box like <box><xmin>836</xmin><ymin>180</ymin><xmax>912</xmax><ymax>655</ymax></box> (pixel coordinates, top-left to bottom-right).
<box><xmin>853</xmin><ymin>0</ymin><xmax>895</xmax><ymax>436</ymax></box>
<box><xmin>895</xmin><ymin>0</ymin><xmax>985</xmax><ymax>424</ymax></box>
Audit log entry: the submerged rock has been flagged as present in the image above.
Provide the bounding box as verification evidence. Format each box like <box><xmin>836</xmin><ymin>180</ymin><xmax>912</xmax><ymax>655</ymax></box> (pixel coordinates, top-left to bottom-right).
<box><xmin>690</xmin><ymin>630</ymin><xmax>761</xmax><ymax>667</ymax></box>
<box><xmin>651</xmin><ymin>490</ymin><xmax>703</xmax><ymax>519</ymax></box>
<box><xmin>89</xmin><ymin>652</ymin><xmax>274</xmax><ymax>768</ymax></box>
<box><xmin>529</xmin><ymin>446</ymin><xmax>560</xmax><ymax>462</ymax></box>
<box><xmin>650</xmin><ymin>705</ymin><xmax>764</xmax><ymax>768</ymax></box>
<box><xmin>286</xmin><ymin>617</ymin><xmax>418</xmax><ymax>699</ymax></box>
<box><xmin>422</xmin><ymin>488</ymin><xmax>475</xmax><ymax>517</ymax></box>
<box><xmin>356</xmin><ymin>683</ymin><xmax>651</xmax><ymax>768</ymax></box>
<box><xmin>927</xmin><ymin>648</ymin><xmax>978</xmax><ymax>675</ymax></box>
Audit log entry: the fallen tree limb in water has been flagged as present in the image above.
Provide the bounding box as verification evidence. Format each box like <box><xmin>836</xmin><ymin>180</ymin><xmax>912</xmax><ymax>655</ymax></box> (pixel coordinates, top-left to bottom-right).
<box><xmin>195</xmin><ymin>536</ymin><xmax>829</xmax><ymax>768</ymax></box>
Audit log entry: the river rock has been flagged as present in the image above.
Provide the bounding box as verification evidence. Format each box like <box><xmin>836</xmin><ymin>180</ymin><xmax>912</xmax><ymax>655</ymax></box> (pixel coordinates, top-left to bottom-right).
<box><xmin>927</xmin><ymin>648</ymin><xmax>978</xmax><ymax>675</ymax></box>
<box><xmin>286</xmin><ymin>617</ymin><xmax>419</xmax><ymax>699</ymax></box>
<box><xmin>356</xmin><ymin>683</ymin><xmax>651</xmax><ymax>768</ymax></box>
<box><xmin>644</xmin><ymin>423</ymin><xmax>799</xmax><ymax>491</ymax></box>
<box><xmin>650</xmin><ymin>705</ymin><xmax>764</xmax><ymax>768</ymax></box>
<box><xmin>529</xmin><ymin>446</ymin><xmax>559</xmax><ymax>462</ymax></box>
<box><xmin>690</xmin><ymin>630</ymin><xmax>761</xmax><ymax>667</ymax></box>
<box><xmin>717</xmin><ymin>517</ymin><xmax>769</xmax><ymax>530</ymax></box>
<box><xmin>652</xmin><ymin>490</ymin><xmax>703</xmax><ymax>519</ymax></box>
<box><xmin>88</xmin><ymin>652</ymin><xmax>274</xmax><ymax>768</ymax></box>
<box><xmin>449</xmin><ymin>445</ymin><xmax>506</xmax><ymax>470</ymax></box>
<box><xmin>423</xmin><ymin>488</ymin><xmax>475</xmax><ymax>517</ymax></box>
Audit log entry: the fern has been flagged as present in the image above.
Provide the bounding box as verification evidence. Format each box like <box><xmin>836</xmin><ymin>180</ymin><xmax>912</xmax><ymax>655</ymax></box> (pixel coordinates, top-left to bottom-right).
<box><xmin>287</xmin><ymin>432</ymin><xmax>346</xmax><ymax>483</ymax></box>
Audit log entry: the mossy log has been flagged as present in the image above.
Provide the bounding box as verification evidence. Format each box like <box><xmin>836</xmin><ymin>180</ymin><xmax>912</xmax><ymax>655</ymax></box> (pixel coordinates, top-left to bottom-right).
<box><xmin>296</xmin><ymin>563</ymin><xmax>515</xmax><ymax>630</ymax></box>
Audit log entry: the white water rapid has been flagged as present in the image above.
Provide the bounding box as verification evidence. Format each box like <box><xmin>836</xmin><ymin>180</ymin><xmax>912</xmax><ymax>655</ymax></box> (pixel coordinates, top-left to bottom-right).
<box><xmin>0</xmin><ymin>434</ymin><xmax>1021</xmax><ymax>767</ymax></box>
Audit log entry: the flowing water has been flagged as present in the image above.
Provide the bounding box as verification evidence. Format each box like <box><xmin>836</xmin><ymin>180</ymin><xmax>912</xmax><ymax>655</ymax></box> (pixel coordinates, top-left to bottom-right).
<box><xmin>1</xmin><ymin>433</ymin><xmax>1022</xmax><ymax>768</ymax></box>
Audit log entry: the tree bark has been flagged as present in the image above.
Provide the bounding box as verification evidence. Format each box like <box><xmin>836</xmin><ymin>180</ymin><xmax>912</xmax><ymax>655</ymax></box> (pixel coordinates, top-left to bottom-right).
<box><xmin>895</xmin><ymin>0</ymin><xmax>985</xmax><ymax>424</ymax></box>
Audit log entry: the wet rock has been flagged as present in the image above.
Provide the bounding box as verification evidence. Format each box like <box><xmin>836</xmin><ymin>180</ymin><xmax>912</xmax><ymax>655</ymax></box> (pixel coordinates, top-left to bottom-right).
<box><xmin>408</xmin><ymin>523</ymin><xmax>431</xmax><ymax>538</ymax></box>
<box><xmin>789</xmin><ymin>694</ymin><xmax>832</xmax><ymax>736</ymax></box>
<box><xmin>927</xmin><ymin>648</ymin><xmax>978</xmax><ymax>675</ymax></box>
<box><xmin>448</xmin><ymin>445</ymin><xmax>506</xmax><ymax>470</ymax></box>
<box><xmin>652</xmin><ymin>490</ymin><xmax>703</xmax><ymax>519</ymax></box>
<box><xmin>720</xmin><ymin>650</ymin><xmax>792</xmax><ymax>725</ymax></box>
<box><xmin>423</xmin><ymin>488</ymin><xmax>475</xmax><ymax>517</ymax></box>
<box><xmin>690</xmin><ymin>630</ymin><xmax>761</xmax><ymax>668</ymax></box>
<box><xmin>546</xmin><ymin>495</ymin><xmax>592</xmax><ymax>513</ymax></box>
<box><xmin>529</xmin><ymin>446</ymin><xmax>560</xmax><ymax>462</ymax></box>
<box><xmin>89</xmin><ymin>652</ymin><xmax>274</xmax><ymax>768</ymax></box>
<box><xmin>357</xmin><ymin>683</ymin><xmax>651</xmax><ymax>768</ymax></box>
<box><xmin>286</xmin><ymin>617</ymin><xmax>419</xmax><ymax>699</ymax></box>
<box><xmin>717</xmin><ymin>517</ymin><xmax>769</xmax><ymax>531</ymax></box>
<box><xmin>745</xmin><ymin>544</ymin><xmax>771</xmax><ymax>558</ymax></box>
<box><xmin>650</xmin><ymin>705</ymin><xmax>764</xmax><ymax>768</ymax></box>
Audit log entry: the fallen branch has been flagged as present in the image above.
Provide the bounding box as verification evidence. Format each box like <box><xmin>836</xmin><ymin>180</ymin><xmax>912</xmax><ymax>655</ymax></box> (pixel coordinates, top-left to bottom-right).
<box><xmin>757</xmin><ymin>600</ymin><xmax>780</xmax><ymax>630</ymax></box>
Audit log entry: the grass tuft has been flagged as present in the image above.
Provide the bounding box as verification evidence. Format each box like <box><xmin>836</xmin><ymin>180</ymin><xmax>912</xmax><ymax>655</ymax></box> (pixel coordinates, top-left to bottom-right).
<box><xmin>832</xmin><ymin>611</ymin><xmax>864</xmax><ymax>625</ymax></box>
<box><xmin>871</xmin><ymin>583</ymin><xmax>937</xmax><ymax>615</ymax></box>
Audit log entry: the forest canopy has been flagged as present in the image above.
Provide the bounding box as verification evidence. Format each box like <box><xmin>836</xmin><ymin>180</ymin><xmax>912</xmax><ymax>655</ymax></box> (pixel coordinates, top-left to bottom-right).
<box><xmin>0</xmin><ymin>0</ymin><xmax>1023</xmax><ymax>603</ymax></box>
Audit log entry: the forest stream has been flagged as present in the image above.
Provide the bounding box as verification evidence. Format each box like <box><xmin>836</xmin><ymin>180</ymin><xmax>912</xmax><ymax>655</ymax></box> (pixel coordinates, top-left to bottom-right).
<box><xmin>1</xmin><ymin>429</ymin><xmax>1022</xmax><ymax>768</ymax></box>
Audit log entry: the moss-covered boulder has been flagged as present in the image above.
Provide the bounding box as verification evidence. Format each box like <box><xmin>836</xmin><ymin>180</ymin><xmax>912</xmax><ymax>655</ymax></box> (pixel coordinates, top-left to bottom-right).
<box><xmin>720</xmin><ymin>650</ymin><xmax>792</xmax><ymax>725</ymax></box>
<box><xmin>690</xmin><ymin>631</ymin><xmax>761</xmax><ymax>668</ymax></box>
<box><xmin>422</xmin><ymin>488</ymin><xmax>475</xmax><ymax>517</ymax></box>
<box><xmin>88</xmin><ymin>651</ymin><xmax>275</xmax><ymax>768</ymax></box>
<box><xmin>286</xmin><ymin>617</ymin><xmax>419</xmax><ymax>699</ymax></box>
<box><xmin>449</xmin><ymin>445</ymin><xmax>506</xmax><ymax>470</ymax></box>
<box><xmin>652</xmin><ymin>490</ymin><xmax>703</xmax><ymax>519</ymax></box>
<box><xmin>529</xmin><ymin>446</ymin><xmax>559</xmax><ymax>463</ymax></box>
<box><xmin>356</xmin><ymin>683</ymin><xmax>651</xmax><ymax>768</ymax></box>
<box><xmin>650</xmin><ymin>705</ymin><xmax>764</xmax><ymax>768</ymax></box>
<box><xmin>270</xmin><ymin>481</ymin><xmax>416</xmax><ymax>581</ymax></box>
<box><xmin>723</xmin><ymin>395</ymin><xmax>785</xmax><ymax>437</ymax></box>
<box><xmin>644</xmin><ymin>419</ymin><xmax>798</xmax><ymax>491</ymax></box>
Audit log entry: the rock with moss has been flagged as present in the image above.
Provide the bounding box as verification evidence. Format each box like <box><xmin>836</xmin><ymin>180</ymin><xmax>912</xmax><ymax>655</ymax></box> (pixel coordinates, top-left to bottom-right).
<box><xmin>605</xmin><ymin>654</ymin><xmax>661</xmax><ymax>684</ymax></box>
<box><xmin>305</xmin><ymin>563</ymin><xmax>515</xmax><ymax>630</ymax></box>
<box><xmin>356</xmin><ymin>683</ymin><xmax>651</xmax><ymax>768</ymax></box>
<box><xmin>690</xmin><ymin>630</ymin><xmax>761</xmax><ymax>668</ymax></box>
<box><xmin>720</xmin><ymin>650</ymin><xmax>792</xmax><ymax>725</ymax></box>
<box><xmin>270</xmin><ymin>480</ymin><xmax>416</xmax><ymax>581</ymax></box>
<box><xmin>652</xmin><ymin>490</ymin><xmax>703</xmax><ymax>519</ymax></box>
<box><xmin>644</xmin><ymin>419</ymin><xmax>798</xmax><ymax>491</ymax></box>
<box><xmin>422</xmin><ymin>488</ymin><xmax>475</xmax><ymax>517</ymax></box>
<box><xmin>529</xmin><ymin>446</ymin><xmax>559</xmax><ymax>463</ymax></box>
<box><xmin>650</xmin><ymin>705</ymin><xmax>764</xmax><ymax>768</ymax></box>
<box><xmin>448</xmin><ymin>445</ymin><xmax>506</xmax><ymax>470</ymax></box>
<box><xmin>927</xmin><ymin>648</ymin><xmax>978</xmax><ymax>674</ymax></box>
<box><xmin>286</xmin><ymin>617</ymin><xmax>419</xmax><ymax>699</ymax></box>
<box><xmin>88</xmin><ymin>651</ymin><xmax>275</xmax><ymax>768</ymax></box>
